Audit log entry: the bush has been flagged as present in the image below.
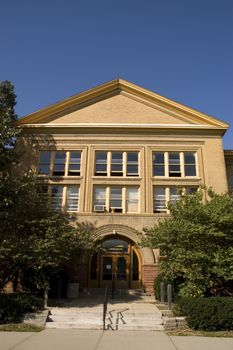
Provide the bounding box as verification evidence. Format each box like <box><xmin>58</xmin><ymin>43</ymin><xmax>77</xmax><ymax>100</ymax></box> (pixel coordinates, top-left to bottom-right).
<box><xmin>154</xmin><ymin>273</ymin><xmax>183</xmax><ymax>301</ymax></box>
<box><xmin>176</xmin><ymin>297</ymin><xmax>233</xmax><ymax>331</ymax></box>
<box><xmin>0</xmin><ymin>293</ymin><xmax>43</xmax><ymax>324</ymax></box>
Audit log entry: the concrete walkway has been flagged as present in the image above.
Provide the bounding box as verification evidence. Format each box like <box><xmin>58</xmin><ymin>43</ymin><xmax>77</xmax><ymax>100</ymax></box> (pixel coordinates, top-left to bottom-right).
<box><xmin>1</xmin><ymin>329</ymin><xmax>233</xmax><ymax>350</ymax></box>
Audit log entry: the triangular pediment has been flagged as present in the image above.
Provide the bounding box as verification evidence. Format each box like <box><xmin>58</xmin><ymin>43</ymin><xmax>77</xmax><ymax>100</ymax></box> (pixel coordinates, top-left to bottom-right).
<box><xmin>16</xmin><ymin>79</ymin><xmax>229</xmax><ymax>132</ymax></box>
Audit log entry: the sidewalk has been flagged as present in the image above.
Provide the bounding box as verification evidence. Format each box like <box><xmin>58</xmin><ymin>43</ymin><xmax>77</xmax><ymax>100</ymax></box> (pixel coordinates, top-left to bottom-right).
<box><xmin>1</xmin><ymin>329</ymin><xmax>233</xmax><ymax>350</ymax></box>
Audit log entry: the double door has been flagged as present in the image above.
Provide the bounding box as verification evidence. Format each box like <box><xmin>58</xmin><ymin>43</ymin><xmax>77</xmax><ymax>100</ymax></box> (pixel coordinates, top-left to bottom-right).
<box><xmin>100</xmin><ymin>254</ymin><xmax>130</xmax><ymax>289</ymax></box>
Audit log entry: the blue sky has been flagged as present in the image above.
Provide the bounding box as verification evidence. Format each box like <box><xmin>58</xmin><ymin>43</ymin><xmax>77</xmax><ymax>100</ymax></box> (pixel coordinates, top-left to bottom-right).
<box><xmin>1</xmin><ymin>0</ymin><xmax>232</xmax><ymax>148</ymax></box>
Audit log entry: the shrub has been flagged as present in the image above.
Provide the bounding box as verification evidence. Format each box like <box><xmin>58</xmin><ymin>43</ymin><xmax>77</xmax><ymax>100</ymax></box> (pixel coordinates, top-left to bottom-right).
<box><xmin>176</xmin><ymin>297</ymin><xmax>233</xmax><ymax>331</ymax></box>
<box><xmin>0</xmin><ymin>293</ymin><xmax>43</xmax><ymax>324</ymax></box>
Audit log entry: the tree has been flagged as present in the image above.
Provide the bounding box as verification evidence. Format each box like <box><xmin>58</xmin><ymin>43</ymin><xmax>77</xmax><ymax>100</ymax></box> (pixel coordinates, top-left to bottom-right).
<box><xmin>0</xmin><ymin>81</ymin><xmax>18</xmax><ymax>171</ymax></box>
<box><xmin>0</xmin><ymin>81</ymin><xmax>95</xmax><ymax>293</ymax></box>
<box><xmin>143</xmin><ymin>190</ymin><xmax>233</xmax><ymax>297</ymax></box>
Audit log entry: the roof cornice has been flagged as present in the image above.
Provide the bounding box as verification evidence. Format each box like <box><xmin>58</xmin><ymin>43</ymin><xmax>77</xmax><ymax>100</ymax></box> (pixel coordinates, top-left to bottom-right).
<box><xmin>15</xmin><ymin>78</ymin><xmax>229</xmax><ymax>131</ymax></box>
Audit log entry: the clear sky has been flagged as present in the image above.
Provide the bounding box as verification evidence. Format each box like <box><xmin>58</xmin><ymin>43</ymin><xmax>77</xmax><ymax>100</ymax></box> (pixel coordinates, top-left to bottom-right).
<box><xmin>1</xmin><ymin>0</ymin><xmax>232</xmax><ymax>148</ymax></box>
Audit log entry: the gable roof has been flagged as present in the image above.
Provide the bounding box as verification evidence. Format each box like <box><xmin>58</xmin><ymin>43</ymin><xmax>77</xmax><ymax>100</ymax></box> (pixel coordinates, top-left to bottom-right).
<box><xmin>15</xmin><ymin>78</ymin><xmax>229</xmax><ymax>133</ymax></box>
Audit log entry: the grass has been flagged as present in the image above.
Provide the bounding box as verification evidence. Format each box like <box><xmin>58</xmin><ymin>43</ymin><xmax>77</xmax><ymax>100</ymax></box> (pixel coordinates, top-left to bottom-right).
<box><xmin>0</xmin><ymin>323</ymin><xmax>44</xmax><ymax>332</ymax></box>
<box><xmin>167</xmin><ymin>328</ymin><xmax>233</xmax><ymax>338</ymax></box>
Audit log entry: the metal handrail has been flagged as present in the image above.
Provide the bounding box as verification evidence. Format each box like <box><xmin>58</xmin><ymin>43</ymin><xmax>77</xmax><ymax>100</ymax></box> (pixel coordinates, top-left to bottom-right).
<box><xmin>103</xmin><ymin>285</ymin><xmax>108</xmax><ymax>330</ymax></box>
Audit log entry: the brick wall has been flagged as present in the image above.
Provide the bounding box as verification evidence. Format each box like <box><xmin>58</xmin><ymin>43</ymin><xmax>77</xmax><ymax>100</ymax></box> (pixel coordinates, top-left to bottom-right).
<box><xmin>142</xmin><ymin>264</ymin><xmax>160</xmax><ymax>295</ymax></box>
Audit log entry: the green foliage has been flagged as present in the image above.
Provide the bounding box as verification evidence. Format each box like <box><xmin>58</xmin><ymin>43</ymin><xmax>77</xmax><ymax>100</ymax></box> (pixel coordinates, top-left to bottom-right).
<box><xmin>0</xmin><ymin>80</ymin><xmax>19</xmax><ymax>170</ymax></box>
<box><xmin>0</xmin><ymin>293</ymin><xmax>43</xmax><ymax>324</ymax></box>
<box><xmin>175</xmin><ymin>297</ymin><xmax>233</xmax><ymax>331</ymax></box>
<box><xmin>0</xmin><ymin>81</ymin><xmax>96</xmax><ymax>290</ymax></box>
<box><xmin>143</xmin><ymin>190</ymin><xmax>233</xmax><ymax>297</ymax></box>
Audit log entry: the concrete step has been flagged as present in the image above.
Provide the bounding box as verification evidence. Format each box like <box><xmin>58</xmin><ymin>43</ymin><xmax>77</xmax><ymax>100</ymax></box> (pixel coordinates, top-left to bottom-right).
<box><xmin>46</xmin><ymin>322</ymin><xmax>103</xmax><ymax>329</ymax></box>
<box><xmin>115</xmin><ymin>324</ymin><xmax>164</xmax><ymax>331</ymax></box>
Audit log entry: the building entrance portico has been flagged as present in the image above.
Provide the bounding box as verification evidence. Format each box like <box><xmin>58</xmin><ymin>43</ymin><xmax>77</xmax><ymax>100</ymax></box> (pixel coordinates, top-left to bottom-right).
<box><xmin>89</xmin><ymin>234</ymin><xmax>141</xmax><ymax>289</ymax></box>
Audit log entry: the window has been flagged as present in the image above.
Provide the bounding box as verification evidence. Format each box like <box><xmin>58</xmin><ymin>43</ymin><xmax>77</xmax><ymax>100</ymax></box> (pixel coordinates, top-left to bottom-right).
<box><xmin>111</xmin><ymin>152</ymin><xmax>123</xmax><ymax>176</ymax></box>
<box><xmin>126</xmin><ymin>187</ymin><xmax>139</xmax><ymax>212</ymax></box>
<box><xmin>38</xmin><ymin>151</ymin><xmax>51</xmax><ymax>175</ymax></box>
<box><xmin>93</xmin><ymin>187</ymin><xmax>106</xmax><ymax>211</ymax></box>
<box><xmin>68</xmin><ymin>152</ymin><xmax>81</xmax><ymax>176</ymax></box>
<box><xmin>153</xmin><ymin>153</ymin><xmax>165</xmax><ymax>176</ymax></box>
<box><xmin>153</xmin><ymin>187</ymin><xmax>166</xmax><ymax>213</ymax></box>
<box><xmin>153</xmin><ymin>186</ymin><xmax>198</xmax><ymax>213</ymax></box>
<box><xmin>184</xmin><ymin>153</ymin><xmax>196</xmax><ymax>176</ymax></box>
<box><xmin>66</xmin><ymin>186</ymin><xmax>79</xmax><ymax>211</ymax></box>
<box><xmin>127</xmin><ymin>153</ymin><xmax>139</xmax><ymax>176</ymax></box>
<box><xmin>39</xmin><ymin>185</ymin><xmax>80</xmax><ymax>212</ymax></box>
<box><xmin>53</xmin><ymin>152</ymin><xmax>66</xmax><ymax>176</ymax></box>
<box><xmin>38</xmin><ymin>150</ymin><xmax>82</xmax><ymax>177</ymax></box>
<box><xmin>51</xmin><ymin>186</ymin><xmax>63</xmax><ymax>210</ymax></box>
<box><xmin>153</xmin><ymin>151</ymin><xmax>197</xmax><ymax>178</ymax></box>
<box><xmin>93</xmin><ymin>186</ymin><xmax>139</xmax><ymax>213</ymax></box>
<box><xmin>95</xmin><ymin>151</ymin><xmax>107</xmax><ymax>176</ymax></box>
<box><xmin>170</xmin><ymin>187</ymin><xmax>181</xmax><ymax>204</ymax></box>
<box><xmin>169</xmin><ymin>153</ymin><xmax>181</xmax><ymax>177</ymax></box>
<box><xmin>94</xmin><ymin>151</ymin><xmax>139</xmax><ymax>177</ymax></box>
<box><xmin>110</xmin><ymin>187</ymin><xmax>122</xmax><ymax>212</ymax></box>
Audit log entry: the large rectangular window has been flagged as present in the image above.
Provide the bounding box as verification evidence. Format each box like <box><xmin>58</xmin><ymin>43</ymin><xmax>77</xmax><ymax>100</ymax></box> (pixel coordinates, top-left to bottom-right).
<box><xmin>111</xmin><ymin>152</ymin><xmax>123</xmax><ymax>176</ymax></box>
<box><xmin>94</xmin><ymin>151</ymin><xmax>139</xmax><ymax>177</ymax></box>
<box><xmin>110</xmin><ymin>187</ymin><xmax>122</xmax><ymax>212</ymax></box>
<box><xmin>38</xmin><ymin>150</ymin><xmax>82</xmax><ymax>177</ymax></box>
<box><xmin>153</xmin><ymin>153</ymin><xmax>165</xmax><ymax>176</ymax></box>
<box><xmin>153</xmin><ymin>187</ymin><xmax>166</xmax><ymax>213</ymax></box>
<box><xmin>68</xmin><ymin>152</ymin><xmax>81</xmax><ymax>176</ymax></box>
<box><xmin>153</xmin><ymin>186</ymin><xmax>198</xmax><ymax>213</ymax></box>
<box><xmin>93</xmin><ymin>186</ymin><xmax>140</xmax><ymax>213</ymax></box>
<box><xmin>152</xmin><ymin>151</ymin><xmax>197</xmax><ymax>178</ymax></box>
<box><xmin>38</xmin><ymin>151</ymin><xmax>51</xmax><ymax>175</ymax></box>
<box><xmin>126</xmin><ymin>187</ymin><xmax>139</xmax><ymax>212</ymax></box>
<box><xmin>66</xmin><ymin>186</ymin><xmax>79</xmax><ymax>211</ymax></box>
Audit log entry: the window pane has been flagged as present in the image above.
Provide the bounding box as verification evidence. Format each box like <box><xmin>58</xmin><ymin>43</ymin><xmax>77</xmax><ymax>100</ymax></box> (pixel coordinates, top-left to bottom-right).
<box><xmin>153</xmin><ymin>153</ymin><xmax>165</xmax><ymax>176</ymax></box>
<box><xmin>38</xmin><ymin>151</ymin><xmax>51</xmax><ymax>175</ymax></box>
<box><xmin>110</xmin><ymin>187</ymin><xmax>122</xmax><ymax>209</ymax></box>
<box><xmin>51</xmin><ymin>186</ymin><xmax>63</xmax><ymax>210</ymax></box>
<box><xmin>169</xmin><ymin>153</ymin><xmax>181</xmax><ymax>176</ymax></box>
<box><xmin>102</xmin><ymin>239</ymin><xmax>128</xmax><ymax>253</ymax></box>
<box><xmin>170</xmin><ymin>187</ymin><xmax>180</xmax><ymax>204</ymax></box>
<box><xmin>184</xmin><ymin>152</ymin><xmax>196</xmax><ymax>176</ymax></box>
<box><xmin>53</xmin><ymin>152</ymin><xmax>66</xmax><ymax>176</ymax></box>
<box><xmin>184</xmin><ymin>153</ymin><xmax>196</xmax><ymax>164</ymax></box>
<box><xmin>66</xmin><ymin>186</ymin><xmax>79</xmax><ymax>211</ymax></box>
<box><xmin>153</xmin><ymin>187</ymin><xmax>166</xmax><ymax>212</ymax></box>
<box><xmin>185</xmin><ymin>165</ymin><xmax>196</xmax><ymax>176</ymax></box>
<box><xmin>95</xmin><ymin>151</ymin><xmax>107</xmax><ymax>175</ymax></box>
<box><xmin>94</xmin><ymin>187</ymin><xmax>106</xmax><ymax>206</ymax></box>
<box><xmin>127</xmin><ymin>152</ymin><xmax>138</xmax><ymax>176</ymax></box>
<box><xmin>126</xmin><ymin>187</ymin><xmax>139</xmax><ymax>212</ymax></box>
<box><xmin>68</xmin><ymin>151</ymin><xmax>81</xmax><ymax>176</ymax></box>
<box><xmin>186</xmin><ymin>187</ymin><xmax>198</xmax><ymax>195</ymax></box>
<box><xmin>111</xmin><ymin>152</ymin><xmax>123</xmax><ymax>176</ymax></box>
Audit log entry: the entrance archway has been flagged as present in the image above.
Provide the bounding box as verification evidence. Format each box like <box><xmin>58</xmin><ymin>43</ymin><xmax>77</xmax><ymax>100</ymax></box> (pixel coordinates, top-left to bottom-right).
<box><xmin>88</xmin><ymin>234</ymin><xmax>142</xmax><ymax>289</ymax></box>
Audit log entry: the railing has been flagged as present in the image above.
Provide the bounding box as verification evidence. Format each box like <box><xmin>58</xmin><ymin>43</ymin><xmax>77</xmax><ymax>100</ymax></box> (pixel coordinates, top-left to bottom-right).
<box><xmin>103</xmin><ymin>285</ymin><xmax>108</xmax><ymax>330</ymax></box>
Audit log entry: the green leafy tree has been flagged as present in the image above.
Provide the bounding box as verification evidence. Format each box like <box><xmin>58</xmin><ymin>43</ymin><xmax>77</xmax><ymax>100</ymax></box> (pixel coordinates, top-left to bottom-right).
<box><xmin>0</xmin><ymin>81</ymin><xmax>95</xmax><ymax>293</ymax></box>
<box><xmin>143</xmin><ymin>190</ymin><xmax>233</xmax><ymax>297</ymax></box>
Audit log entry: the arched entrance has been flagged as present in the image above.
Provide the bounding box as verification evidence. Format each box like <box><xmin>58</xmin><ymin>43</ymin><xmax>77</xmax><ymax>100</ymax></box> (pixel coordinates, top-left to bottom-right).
<box><xmin>88</xmin><ymin>234</ymin><xmax>142</xmax><ymax>289</ymax></box>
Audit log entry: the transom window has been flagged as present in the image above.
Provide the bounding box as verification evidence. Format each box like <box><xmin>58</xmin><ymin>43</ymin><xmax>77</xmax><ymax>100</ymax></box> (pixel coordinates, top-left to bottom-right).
<box><xmin>153</xmin><ymin>186</ymin><xmax>198</xmax><ymax>213</ymax></box>
<box><xmin>93</xmin><ymin>186</ymin><xmax>139</xmax><ymax>213</ymax></box>
<box><xmin>38</xmin><ymin>185</ymin><xmax>80</xmax><ymax>212</ymax></box>
<box><xmin>95</xmin><ymin>151</ymin><xmax>139</xmax><ymax>177</ymax></box>
<box><xmin>38</xmin><ymin>151</ymin><xmax>82</xmax><ymax>177</ymax></box>
<box><xmin>153</xmin><ymin>151</ymin><xmax>197</xmax><ymax>177</ymax></box>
